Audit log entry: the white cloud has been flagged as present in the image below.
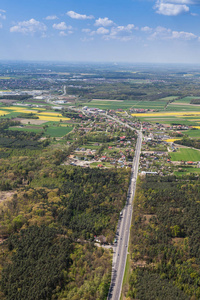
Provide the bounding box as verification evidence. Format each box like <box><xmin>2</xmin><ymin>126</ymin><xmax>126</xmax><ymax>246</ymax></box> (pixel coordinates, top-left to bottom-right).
<box><xmin>141</xmin><ymin>26</ymin><xmax>152</xmax><ymax>32</ymax></box>
<box><xmin>10</xmin><ymin>19</ymin><xmax>47</xmax><ymax>34</ymax></box>
<box><xmin>110</xmin><ymin>24</ymin><xmax>134</xmax><ymax>36</ymax></box>
<box><xmin>149</xmin><ymin>26</ymin><xmax>197</xmax><ymax>40</ymax></box>
<box><xmin>59</xmin><ymin>31</ymin><xmax>67</xmax><ymax>36</ymax></box>
<box><xmin>155</xmin><ymin>1</ymin><xmax>189</xmax><ymax>15</ymax></box>
<box><xmin>82</xmin><ymin>28</ymin><xmax>91</xmax><ymax>33</ymax></box>
<box><xmin>0</xmin><ymin>23</ymin><xmax>2</xmax><ymax>29</ymax></box>
<box><xmin>45</xmin><ymin>15</ymin><xmax>58</xmax><ymax>20</ymax></box>
<box><xmin>66</xmin><ymin>11</ymin><xmax>94</xmax><ymax>20</ymax></box>
<box><xmin>149</xmin><ymin>26</ymin><xmax>171</xmax><ymax>39</ymax></box>
<box><xmin>164</xmin><ymin>0</ymin><xmax>192</xmax><ymax>3</ymax></box>
<box><xmin>171</xmin><ymin>30</ymin><xmax>197</xmax><ymax>39</ymax></box>
<box><xmin>0</xmin><ymin>9</ymin><xmax>6</xmax><ymax>13</ymax></box>
<box><xmin>95</xmin><ymin>17</ymin><xmax>114</xmax><ymax>27</ymax></box>
<box><xmin>81</xmin><ymin>28</ymin><xmax>96</xmax><ymax>36</ymax></box>
<box><xmin>53</xmin><ymin>22</ymin><xmax>72</xmax><ymax>31</ymax></box>
<box><xmin>103</xmin><ymin>24</ymin><xmax>135</xmax><ymax>41</ymax></box>
<box><xmin>96</xmin><ymin>27</ymin><xmax>109</xmax><ymax>35</ymax></box>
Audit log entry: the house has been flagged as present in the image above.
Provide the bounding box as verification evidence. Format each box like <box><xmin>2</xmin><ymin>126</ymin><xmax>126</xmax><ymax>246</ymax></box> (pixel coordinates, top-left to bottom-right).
<box><xmin>95</xmin><ymin>235</ymin><xmax>107</xmax><ymax>244</ymax></box>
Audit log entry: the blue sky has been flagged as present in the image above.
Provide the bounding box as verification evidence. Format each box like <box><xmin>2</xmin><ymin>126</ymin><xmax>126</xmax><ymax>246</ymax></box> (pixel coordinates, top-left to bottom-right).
<box><xmin>1</xmin><ymin>0</ymin><xmax>200</xmax><ymax>63</ymax></box>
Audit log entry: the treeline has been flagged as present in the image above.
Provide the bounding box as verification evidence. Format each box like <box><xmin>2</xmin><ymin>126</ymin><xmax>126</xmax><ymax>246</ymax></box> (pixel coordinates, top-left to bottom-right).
<box><xmin>16</xmin><ymin>112</ymin><xmax>39</xmax><ymax>119</ymax></box>
<box><xmin>62</xmin><ymin>110</ymin><xmax>88</xmax><ymax>120</ymax></box>
<box><xmin>0</xmin><ymin>95</ymin><xmax>33</xmax><ymax>101</ymax></box>
<box><xmin>176</xmin><ymin>137</ymin><xmax>200</xmax><ymax>149</ymax></box>
<box><xmin>127</xmin><ymin>175</ymin><xmax>200</xmax><ymax>299</ymax></box>
<box><xmin>0</xmin><ymin>119</ymin><xmax>44</xmax><ymax>149</ymax></box>
<box><xmin>190</xmin><ymin>99</ymin><xmax>200</xmax><ymax>104</ymax></box>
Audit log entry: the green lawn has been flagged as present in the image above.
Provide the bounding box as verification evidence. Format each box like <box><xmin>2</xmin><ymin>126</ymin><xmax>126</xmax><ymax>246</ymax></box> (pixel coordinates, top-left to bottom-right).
<box><xmin>45</xmin><ymin>126</ymin><xmax>73</xmax><ymax>137</ymax></box>
<box><xmin>170</xmin><ymin>148</ymin><xmax>200</xmax><ymax>161</ymax></box>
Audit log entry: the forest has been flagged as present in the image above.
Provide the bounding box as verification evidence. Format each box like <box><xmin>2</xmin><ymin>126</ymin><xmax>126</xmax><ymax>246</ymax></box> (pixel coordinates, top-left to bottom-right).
<box><xmin>0</xmin><ymin>134</ymin><xmax>130</xmax><ymax>299</ymax></box>
<box><xmin>127</xmin><ymin>175</ymin><xmax>200</xmax><ymax>299</ymax></box>
<box><xmin>0</xmin><ymin>119</ymin><xmax>43</xmax><ymax>149</ymax></box>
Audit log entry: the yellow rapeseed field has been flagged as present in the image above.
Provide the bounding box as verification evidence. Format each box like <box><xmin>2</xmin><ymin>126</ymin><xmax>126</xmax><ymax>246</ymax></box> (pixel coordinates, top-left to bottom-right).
<box><xmin>0</xmin><ymin>107</ymin><xmax>71</xmax><ymax>122</ymax></box>
<box><xmin>38</xmin><ymin>116</ymin><xmax>70</xmax><ymax>121</ymax></box>
<box><xmin>131</xmin><ymin>112</ymin><xmax>200</xmax><ymax>117</ymax></box>
<box><xmin>0</xmin><ymin>111</ymin><xmax>9</xmax><ymax>115</ymax></box>
<box><xmin>37</xmin><ymin>112</ymin><xmax>63</xmax><ymax>117</ymax></box>
<box><xmin>1</xmin><ymin>107</ymin><xmax>36</xmax><ymax>113</ymax></box>
<box><xmin>165</xmin><ymin>138</ymin><xmax>181</xmax><ymax>143</ymax></box>
<box><xmin>1</xmin><ymin>107</ymin><xmax>27</xmax><ymax>111</ymax></box>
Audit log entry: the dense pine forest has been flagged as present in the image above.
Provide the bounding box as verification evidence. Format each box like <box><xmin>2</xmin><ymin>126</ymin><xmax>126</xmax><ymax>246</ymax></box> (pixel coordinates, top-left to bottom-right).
<box><xmin>127</xmin><ymin>175</ymin><xmax>200</xmax><ymax>299</ymax></box>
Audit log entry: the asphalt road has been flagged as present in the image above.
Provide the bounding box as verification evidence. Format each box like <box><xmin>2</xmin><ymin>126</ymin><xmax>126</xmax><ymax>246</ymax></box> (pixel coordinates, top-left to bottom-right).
<box><xmin>107</xmin><ymin>128</ymin><xmax>142</xmax><ymax>300</ymax></box>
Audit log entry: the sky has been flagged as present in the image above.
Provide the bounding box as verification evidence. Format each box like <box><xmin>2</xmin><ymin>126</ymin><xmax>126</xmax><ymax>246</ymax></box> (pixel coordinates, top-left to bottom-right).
<box><xmin>1</xmin><ymin>0</ymin><xmax>200</xmax><ymax>63</ymax></box>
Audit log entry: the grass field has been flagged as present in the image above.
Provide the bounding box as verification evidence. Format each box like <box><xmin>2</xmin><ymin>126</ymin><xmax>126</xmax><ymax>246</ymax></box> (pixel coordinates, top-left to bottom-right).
<box><xmin>46</xmin><ymin>126</ymin><xmax>73</xmax><ymax>137</ymax></box>
<box><xmin>8</xmin><ymin>125</ymin><xmax>73</xmax><ymax>137</ymax></box>
<box><xmin>83</xmin><ymin>100</ymin><xmax>139</xmax><ymax>110</ymax></box>
<box><xmin>170</xmin><ymin>148</ymin><xmax>200</xmax><ymax>161</ymax></box>
<box><xmin>8</xmin><ymin>127</ymin><xmax>42</xmax><ymax>134</ymax></box>
<box><xmin>172</xmin><ymin>96</ymin><xmax>196</xmax><ymax>104</ymax></box>
<box><xmin>184</xmin><ymin>129</ymin><xmax>200</xmax><ymax>138</ymax></box>
<box><xmin>174</xmin><ymin>167</ymin><xmax>200</xmax><ymax>176</ymax></box>
<box><xmin>80</xmin><ymin>99</ymin><xmax>170</xmax><ymax>110</ymax></box>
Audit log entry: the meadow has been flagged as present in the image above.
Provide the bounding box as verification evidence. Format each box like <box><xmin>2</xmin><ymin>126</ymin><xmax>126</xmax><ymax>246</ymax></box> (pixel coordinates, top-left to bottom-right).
<box><xmin>170</xmin><ymin>148</ymin><xmax>200</xmax><ymax>161</ymax></box>
<box><xmin>8</xmin><ymin>125</ymin><xmax>73</xmax><ymax>137</ymax></box>
<box><xmin>81</xmin><ymin>98</ymin><xmax>170</xmax><ymax>110</ymax></box>
<box><xmin>174</xmin><ymin>167</ymin><xmax>200</xmax><ymax>176</ymax></box>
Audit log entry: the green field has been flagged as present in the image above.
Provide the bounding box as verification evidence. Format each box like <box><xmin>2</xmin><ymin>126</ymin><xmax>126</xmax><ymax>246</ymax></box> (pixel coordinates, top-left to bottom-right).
<box><xmin>173</xmin><ymin>96</ymin><xmax>195</xmax><ymax>103</ymax></box>
<box><xmin>166</xmin><ymin>96</ymin><xmax>200</xmax><ymax>112</ymax></box>
<box><xmin>174</xmin><ymin>167</ymin><xmax>200</xmax><ymax>176</ymax></box>
<box><xmin>185</xmin><ymin>129</ymin><xmax>200</xmax><ymax>138</ymax></box>
<box><xmin>82</xmin><ymin>100</ymin><xmax>139</xmax><ymax>110</ymax></box>
<box><xmin>170</xmin><ymin>148</ymin><xmax>200</xmax><ymax>161</ymax></box>
<box><xmin>80</xmin><ymin>99</ymin><xmax>170</xmax><ymax>110</ymax></box>
<box><xmin>8</xmin><ymin>125</ymin><xmax>73</xmax><ymax>137</ymax></box>
<box><xmin>8</xmin><ymin>126</ymin><xmax>42</xmax><ymax>133</ymax></box>
<box><xmin>46</xmin><ymin>126</ymin><xmax>73</xmax><ymax>137</ymax></box>
<box><xmin>158</xmin><ymin>96</ymin><xmax>178</xmax><ymax>101</ymax></box>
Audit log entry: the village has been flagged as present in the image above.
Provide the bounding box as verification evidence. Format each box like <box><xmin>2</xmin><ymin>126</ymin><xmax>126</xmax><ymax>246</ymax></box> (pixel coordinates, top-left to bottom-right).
<box><xmin>61</xmin><ymin>109</ymin><xmax>200</xmax><ymax>177</ymax></box>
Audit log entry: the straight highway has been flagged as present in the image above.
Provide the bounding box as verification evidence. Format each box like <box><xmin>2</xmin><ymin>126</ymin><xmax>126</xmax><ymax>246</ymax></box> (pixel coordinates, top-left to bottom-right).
<box><xmin>107</xmin><ymin>122</ymin><xmax>142</xmax><ymax>300</ymax></box>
